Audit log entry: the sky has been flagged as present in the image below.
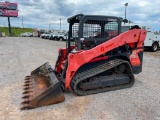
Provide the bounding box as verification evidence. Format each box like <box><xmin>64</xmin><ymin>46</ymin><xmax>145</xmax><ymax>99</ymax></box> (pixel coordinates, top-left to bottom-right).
<box><xmin>0</xmin><ymin>0</ymin><xmax>160</xmax><ymax>31</ymax></box>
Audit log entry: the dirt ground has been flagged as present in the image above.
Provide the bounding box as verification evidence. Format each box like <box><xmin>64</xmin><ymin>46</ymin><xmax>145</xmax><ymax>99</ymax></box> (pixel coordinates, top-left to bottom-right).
<box><xmin>0</xmin><ymin>37</ymin><xmax>160</xmax><ymax>120</ymax></box>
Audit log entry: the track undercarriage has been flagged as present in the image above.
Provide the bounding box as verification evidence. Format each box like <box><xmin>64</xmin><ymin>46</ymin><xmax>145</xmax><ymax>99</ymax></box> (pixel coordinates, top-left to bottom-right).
<box><xmin>71</xmin><ymin>59</ymin><xmax>134</xmax><ymax>96</ymax></box>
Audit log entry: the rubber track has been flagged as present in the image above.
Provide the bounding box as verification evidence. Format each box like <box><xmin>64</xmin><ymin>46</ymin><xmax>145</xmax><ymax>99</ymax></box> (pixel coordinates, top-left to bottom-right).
<box><xmin>71</xmin><ymin>59</ymin><xmax>135</xmax><ymax>96</ymax></box>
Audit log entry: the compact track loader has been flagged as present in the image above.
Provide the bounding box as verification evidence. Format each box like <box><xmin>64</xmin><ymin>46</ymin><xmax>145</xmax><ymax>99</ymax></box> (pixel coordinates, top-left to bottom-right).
<box><xmin>21</xmin><ymin>14</ymin><xmax>147</xmax><ymax>110</ymax></box>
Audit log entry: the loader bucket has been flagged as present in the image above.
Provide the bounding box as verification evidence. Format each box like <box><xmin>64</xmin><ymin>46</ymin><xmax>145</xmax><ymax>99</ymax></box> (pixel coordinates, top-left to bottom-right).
<box><xmin>21</xmin><ymin>63</ymin><xmax>65</xmax><ymax>110</ymax></box>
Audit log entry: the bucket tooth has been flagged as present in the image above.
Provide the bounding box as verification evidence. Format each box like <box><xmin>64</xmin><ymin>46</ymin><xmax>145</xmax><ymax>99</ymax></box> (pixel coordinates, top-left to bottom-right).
<box><xmin>25</xmin><ymin>76</ymin><xmax>31</xmax><ymax>79</ymax></box>
<box><xmin>22</xmin><ymin>93</ymin><xmax>31</xmax><ymax>96</ymax></box>
<box><xmin>22</xmin><ymin>90</ymin><xmax>32</xmax><ymax>94</ymax></box>
<box><xmin>23</xmin><ymin>83</ymin><xmax>32</xmax><ymax>87</ymax></box>
<box><xmin>24</xmin><ymin>80</ymin><xmax>31</xmax><ymax>83</ymax></box>
<box><xmin>25</xmin><ymin>76</ymin><xmax>31</xmax><ymax>81</ymax></box>
<box><xmin>20</xmin><ymin>104</ymin><xmax>31</xmax><ymax>110</ymax></box>
<box><xmin>22</xmin><ymin>94</ymin><xmax>30</xmax><ymax>98</ymax></box>
<box><xmin>23</xmin><ymin>86</ymin><xmax>32</xmax><ymax>90</ymax></box>
<box><xmin>21</xmin><ymin>100</ymin><xmax>30</xmax><ymax>104</ymax></box>
<box><xmin>25</xmin><ymin>78</ymin><xmax>31</xmax><ymax>80</ymax></box>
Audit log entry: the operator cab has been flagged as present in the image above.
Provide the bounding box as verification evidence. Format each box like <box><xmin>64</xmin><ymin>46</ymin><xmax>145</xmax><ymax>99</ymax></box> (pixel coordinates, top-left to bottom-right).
<box><xmin>67</xmin><ymin>14</ymin><xmax>122</xmax><ymax>52</ymax></box>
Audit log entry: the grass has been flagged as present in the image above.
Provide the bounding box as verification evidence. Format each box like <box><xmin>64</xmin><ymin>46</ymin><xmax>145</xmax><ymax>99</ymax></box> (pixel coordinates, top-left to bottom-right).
<box><xmin>0</xmin><ymin>27</ymin><xmax>33</xmax><ymax>37</ymax></box>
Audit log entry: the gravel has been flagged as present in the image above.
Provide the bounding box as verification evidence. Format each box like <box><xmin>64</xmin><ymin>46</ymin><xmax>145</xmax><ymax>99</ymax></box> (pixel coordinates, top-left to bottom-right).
<box><xmin>0</xmin><ymin>37</ymin><xmax>160</xmax><ymax>120</ymax></box>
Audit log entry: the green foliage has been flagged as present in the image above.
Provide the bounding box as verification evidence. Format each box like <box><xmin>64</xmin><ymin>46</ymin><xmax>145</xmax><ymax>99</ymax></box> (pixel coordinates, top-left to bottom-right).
<box><xmin>0</xmin><ymin>27</ymin><xmax>33</xmax><ymax>37</ymax></box>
